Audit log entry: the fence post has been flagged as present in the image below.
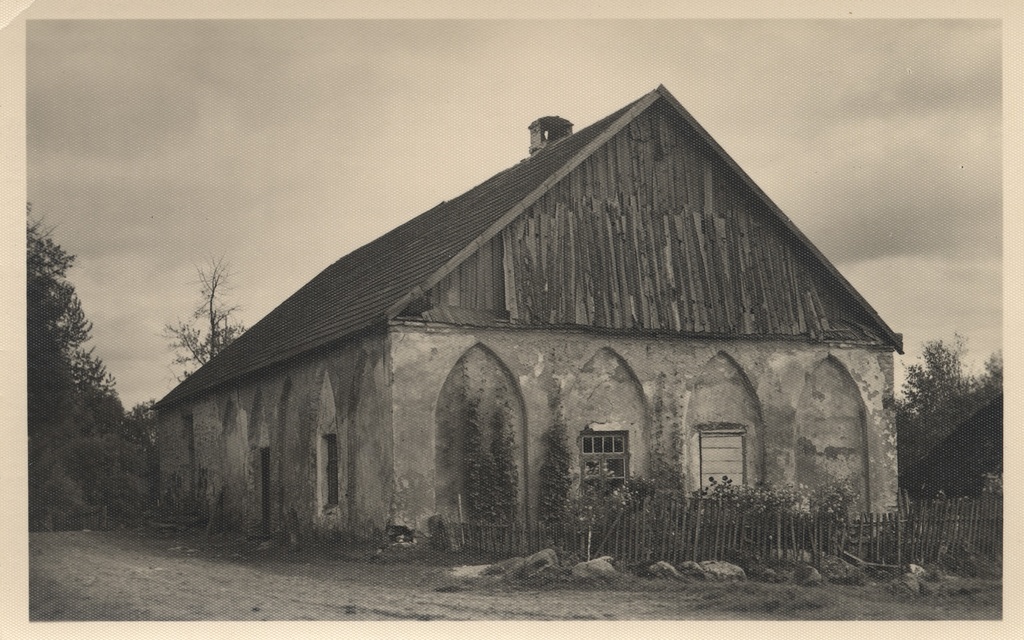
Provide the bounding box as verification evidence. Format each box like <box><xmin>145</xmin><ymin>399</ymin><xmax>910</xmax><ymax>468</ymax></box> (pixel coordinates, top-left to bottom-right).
<box><xmin>896</xmin><ymin>509</ymin><xmax>902</xmax><ymax>567</ymax></box>
<box><xmin>692</xmin><ymin>498</ymin><xmax>702</xmax><ymax>562</ymax></box>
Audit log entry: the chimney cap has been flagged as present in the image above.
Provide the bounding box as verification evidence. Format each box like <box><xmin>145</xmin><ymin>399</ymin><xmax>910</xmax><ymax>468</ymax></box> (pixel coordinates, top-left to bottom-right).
<box><xmin>529</xmin><ymin>115</ymin><xmax>573</xmax><ymax>130</ymax></box>
<box><xmin>529</xmin><ymin>116</ymin><xmax>574</xmax><ymax>155</ymax></box>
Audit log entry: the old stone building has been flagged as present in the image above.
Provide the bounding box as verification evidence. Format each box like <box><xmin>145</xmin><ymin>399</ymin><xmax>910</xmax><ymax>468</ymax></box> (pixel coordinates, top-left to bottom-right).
<box><xmin>154</xmin><ymin>85</ymin><xmax>902</xmax><ymax>539</ymax></box>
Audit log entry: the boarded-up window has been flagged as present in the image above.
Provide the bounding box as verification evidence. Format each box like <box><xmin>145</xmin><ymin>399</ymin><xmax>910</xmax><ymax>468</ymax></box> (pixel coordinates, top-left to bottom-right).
<box><xmin>580</xmin><ymin>430</ymin><xmax>629</xmax><ymax>489</ymax></box>
<box><xmin>699</xmin><ymin>431</ymin><xmax>745</xmax><ymax>487</ymax></box>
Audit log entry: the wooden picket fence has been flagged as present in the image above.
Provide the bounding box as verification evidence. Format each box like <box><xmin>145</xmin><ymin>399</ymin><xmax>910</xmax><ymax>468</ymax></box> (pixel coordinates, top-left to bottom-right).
<box><xmin>449</xmin><ymin>494</ymin><xmax>1001</xmax><ymax>567</ymax></box>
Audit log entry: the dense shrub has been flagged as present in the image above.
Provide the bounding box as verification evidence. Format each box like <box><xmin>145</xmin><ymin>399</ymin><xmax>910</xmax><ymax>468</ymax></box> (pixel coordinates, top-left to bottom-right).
<box><xmin>32</xmin><ymin>435</ymin><xmax>150</xmax><ymax>529</ymax></box>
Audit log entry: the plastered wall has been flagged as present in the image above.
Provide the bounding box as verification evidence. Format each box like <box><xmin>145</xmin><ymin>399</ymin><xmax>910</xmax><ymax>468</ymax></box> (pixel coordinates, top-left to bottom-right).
<box><xmin>156</xmin><ymin>333</ymin><xmax>392</xmax><ymax>537</ymax></box>
<box><xmin>389</xmin><ymin>322</ymin><xmax>896</xmax><ymax>532</ymax></box>
<box><xmin>158</xmin><ymin>322</ymin><xmax>896</xmax><ymax>538</ymax></box>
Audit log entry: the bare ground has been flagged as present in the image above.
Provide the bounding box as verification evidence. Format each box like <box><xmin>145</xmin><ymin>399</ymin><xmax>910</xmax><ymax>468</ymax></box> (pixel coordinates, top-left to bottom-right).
<box><xmin>28</xmin><ymin>529</ymin><xmax>1001</xmax><ymax>621</ymax></box>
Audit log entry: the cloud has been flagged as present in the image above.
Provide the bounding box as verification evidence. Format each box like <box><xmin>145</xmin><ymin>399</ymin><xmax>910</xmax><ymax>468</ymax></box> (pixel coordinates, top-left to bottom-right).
<box><xmin>841</xmin><ymin>254</ymin><xmax>1002</xmax><ymax>373</ymax></box>
<box><xmin>25</xmin><ymin>19</ymin><xmax>1002</xmax><ymax>407</ymax></box>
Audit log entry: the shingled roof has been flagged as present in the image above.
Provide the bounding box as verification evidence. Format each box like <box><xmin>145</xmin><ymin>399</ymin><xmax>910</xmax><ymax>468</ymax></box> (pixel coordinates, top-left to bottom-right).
<box><xmin>155</xmin><ymin>85</ymin><xmax>901</xmax><ymax>409</ymax></box>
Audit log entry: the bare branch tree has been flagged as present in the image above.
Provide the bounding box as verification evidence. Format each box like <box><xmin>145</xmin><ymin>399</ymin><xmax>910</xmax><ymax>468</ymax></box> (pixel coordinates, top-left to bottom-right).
<box><xmin>164</xmin><ymin>257</ymin><xmax>246</xmax><ymax>381</ymax></box>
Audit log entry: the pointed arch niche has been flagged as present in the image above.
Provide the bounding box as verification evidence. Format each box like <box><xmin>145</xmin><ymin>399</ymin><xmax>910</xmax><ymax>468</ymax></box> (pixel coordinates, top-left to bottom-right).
<box><xmin>219</xmin><ymin>396</ymin><xmax>247</xmax><ymax>526</ymax></box>
<box><xmin>246</xmin><ymin>388</ymin><xmax>272</xmax><ymax>534</ymax></box>
<box><xmin>564</xmin><ymin>347</ymin><xmax>649</xmax><ymax>485</ymax></box>
<box><xmin>795</xmin><ymin>356</ymin><xmax>869</xmax><ymax>509</ymax></box>
<box><xmin>314</xmin><ymin>373</ymin><xmax>344</xmax><ymax>514</ymax></box>
<box><xmin>435</xmin><ymin>344</ymin><xmax>527</xmax><ymax>522</ymax></box>
<box><xmin>686</xmin><ymin>352</ymin><xmax>765</xmax><ymax>490</ymax></box>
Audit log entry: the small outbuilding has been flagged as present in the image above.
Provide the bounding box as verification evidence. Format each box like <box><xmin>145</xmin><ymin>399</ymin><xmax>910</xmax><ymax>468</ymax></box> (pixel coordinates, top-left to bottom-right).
<box><xmin>901</xmin><ymin>393</ymin><xmax>1003</xmax><ymax>498</ymax></box>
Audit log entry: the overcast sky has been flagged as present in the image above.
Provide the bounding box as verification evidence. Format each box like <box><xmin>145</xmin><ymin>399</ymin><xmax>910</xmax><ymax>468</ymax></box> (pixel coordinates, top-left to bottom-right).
<box><xmin>24</xmin><ymin>17</ymin><xmax>1002</xmax><ymax>408</ymax></box>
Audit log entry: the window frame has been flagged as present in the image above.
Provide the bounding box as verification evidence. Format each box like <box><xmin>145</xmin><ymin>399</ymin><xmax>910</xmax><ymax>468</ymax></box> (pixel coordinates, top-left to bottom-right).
<box><xmin>697</xmin><ymin>426</ymin><xmax>746</xmax><ymax>488</ymax></box>
<box><xmin>578</xmin><ymin>428</ymin><xmax>630</xmax><ymax>490</ymax></box>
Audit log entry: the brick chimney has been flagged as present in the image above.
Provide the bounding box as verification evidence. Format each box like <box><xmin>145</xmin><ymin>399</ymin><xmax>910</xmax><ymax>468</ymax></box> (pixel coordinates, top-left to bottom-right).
<box><xmin>529</xmin><ymin>116</ymin><xmax>573</xmax><ymax>155</ymax></box>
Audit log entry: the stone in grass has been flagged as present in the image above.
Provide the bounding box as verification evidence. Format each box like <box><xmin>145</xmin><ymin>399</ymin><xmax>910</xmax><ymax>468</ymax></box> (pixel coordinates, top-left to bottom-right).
<box><xmin>448</xmin><ymin>564</ymin><xmax>492</xmax><ymax>579</ymax></box>
<box><xmin>677</xmin><ymin>561</ymin><xmax>707</xmax><ymax>580</ymax></box>
<box><xmin>818</xmin><ymin>554</ymin><xmax>865</xmax><ymax>585</ymax></box>
<box><xmin>791</xmin><ymin>564</ymin><xmax>824</xmax><ymax>586</ymax></box>
<box><xmin>698</xmin><ymin>560</ymin><xmax>747</xmax><ymax>581</ymax></box>
<box><xmin>483</xmin><ymin>556</ymin><xmax>527</xmax><ymax>577</ymax></box>
<box><xmin>572</xmin><ymin>556</ymin><xmax>617</xmax><ymax>579</ymax></box>
<box><xmin>758</xmin><ymin>568</ymin><xmax>786</xmax><ymax>583</ymax></box>
<box><xmin>648</xmin><ymin>560</ymin><xmax>682</xmax><ymax>579</ymax></box>
<box><xmin>509</xmin><ymin>548</ymin><xmax>558</xmax><ymax>579</ymax></box>
<box><xmin>891</xmin><ymin>572</ymin><xmax>921</xmax><ymax>595</ymax></box>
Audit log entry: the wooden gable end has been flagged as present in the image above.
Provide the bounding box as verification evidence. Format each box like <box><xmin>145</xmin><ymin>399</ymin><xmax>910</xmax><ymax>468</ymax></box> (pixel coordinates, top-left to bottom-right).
<box><xmin>496</xmin><ymin>99</ymin><xmax>884</xmax><ymax>343</ymax></box>
<box><xmin>419</xmin><ymin>232</ymin><xmax>508</xmax><ymax>323</ymax></box>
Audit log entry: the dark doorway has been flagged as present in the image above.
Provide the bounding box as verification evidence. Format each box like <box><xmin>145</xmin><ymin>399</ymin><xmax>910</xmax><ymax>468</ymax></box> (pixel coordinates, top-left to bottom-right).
<box><xmin>260</xmin><ymin>447</ymin><xmax>271</xmax><ymax>534</ymax></box>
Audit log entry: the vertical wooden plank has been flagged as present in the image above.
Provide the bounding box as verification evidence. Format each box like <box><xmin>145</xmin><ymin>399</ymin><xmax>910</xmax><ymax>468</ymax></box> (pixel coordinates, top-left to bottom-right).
<box><xmin>673</xmin><ymin>212</ymin><xmax>700</xmax><ymax>331</ymax></box>
<box><xmin>588</xmin><ymin>198</ymin><xmax>611</xmax><ymax>327</ymax></box>
<box><xmin>701</xmin><ymin>164</ymin><xmax>722</xmax><ymax>331</ymax></box>
<box><xmin>478</xmin><ymin>234</ymin><xmax>493</xmax><ymax>311</ymax></box>
<box><xmin>689</xmin><ymin>204</ymin><xmax>712</xmax><ymax>330</ymax></box>
<box><xmin>500</xmin><ymin>229</ymin><xmax>518</xmax><ymax>321</ymax></box>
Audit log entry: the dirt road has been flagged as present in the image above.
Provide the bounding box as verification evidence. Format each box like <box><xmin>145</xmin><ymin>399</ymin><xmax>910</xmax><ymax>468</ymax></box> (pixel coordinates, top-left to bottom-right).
<box><xmin>28</xmin><ymin>530</ymin><xmax>1001</xmax><ymax>621</ymax></box>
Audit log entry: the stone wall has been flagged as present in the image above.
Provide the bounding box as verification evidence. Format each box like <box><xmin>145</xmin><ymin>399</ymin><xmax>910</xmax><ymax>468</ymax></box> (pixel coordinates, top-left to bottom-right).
<box><xmin>388</xmin><ymin>321</ymin><xmax>896</xmax><ymax>531</ymax></box>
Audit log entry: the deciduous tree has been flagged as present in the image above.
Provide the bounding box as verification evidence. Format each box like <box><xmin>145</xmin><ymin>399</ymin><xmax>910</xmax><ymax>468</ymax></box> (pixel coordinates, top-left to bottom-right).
<box><xmin>164</xmin><ymin>257</ymin><xmax>246</xmax><ymax>380</ymax></box>
<box><xmin>896</xmin><ymin>334</ymin><xmax>1002</xmax><ymax>474</ymax></box>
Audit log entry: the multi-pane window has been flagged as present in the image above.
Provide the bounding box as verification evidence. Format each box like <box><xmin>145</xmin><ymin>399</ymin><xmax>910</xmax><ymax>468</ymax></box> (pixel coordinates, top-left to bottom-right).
<box><xmin>699</xmin><ymin>430</ymin><xmax>745</xmax><ymax>488</ymax></box>
<box><xmin>580</xmin><ymin>430</ymin><xmax>629</xmax><ymax>489</ymax></box>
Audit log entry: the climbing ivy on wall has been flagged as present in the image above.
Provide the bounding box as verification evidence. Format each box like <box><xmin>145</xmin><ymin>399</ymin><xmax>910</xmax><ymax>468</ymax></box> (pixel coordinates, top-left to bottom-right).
<box><xmin>488</xmin><ymin>403</ymin><xmax>519</xmax><ymax>524</ymax></box>
<box><xmin>460</xmin><ymin>382</ymin><xmax>519</xmax><ymax>525</ymax></box>
<box><xmin>462</xmin><ymin>395</ymin><xmax>487</xmax><ymax>520</ymax></box>
<box><xmin>537</xmin><ymin>418</ymin><xmax>573</xmax><ymax>526</ymax></box>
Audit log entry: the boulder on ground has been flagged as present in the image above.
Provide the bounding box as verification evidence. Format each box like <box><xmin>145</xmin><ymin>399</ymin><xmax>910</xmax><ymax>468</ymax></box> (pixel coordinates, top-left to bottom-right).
<box><xmin>509</xmin><ymin>548</ymin><xmax>558</xmax><ymax>579</ymax></box>
<box><xmin>648</xmin><ymin>560</ymin><xmax>682</xmax><ymax>579</ymax></box>
<box><xmin>678</xmin><ymin>560</ymin><xmax>707</xmax><ymax>580</ymax></box>
<box><xmin>483</xmin><ymin>555</ymin><xmax>526</xmax><ymax>576</ymax></box>
<box><xmin>791</xmin><ymin>564</ymin><xmax>824</xmax><ymax>586</ymax></box>
<box><xmin>572</xmin><ymin>556</ymin><xmax>617</xmax><ymax>579</ymax></box>
<box><xmin>448</xmin><ymin>564</ymin><xmax>491</xmax><ymax>579</ymax></box>
<box><xmin>892</xmin><ymin>572</ymin><xmax>921</xmax><ymax>595</ymax></box>
<box><xmin>698</xmin><ymin>560</ymin><xmax>746</xmax><ymax>581</ymax></box>
<box><xmin>746</xmin><ymin>565</ymin><xmax>785</xmax><ymax>583</ymax></box>
<box><xmin>818</xmin><ymin>555</ymin><xmax>865</xmax><ymax>585</ymax></box>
